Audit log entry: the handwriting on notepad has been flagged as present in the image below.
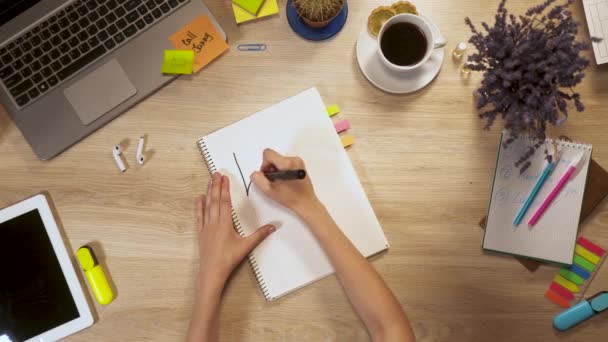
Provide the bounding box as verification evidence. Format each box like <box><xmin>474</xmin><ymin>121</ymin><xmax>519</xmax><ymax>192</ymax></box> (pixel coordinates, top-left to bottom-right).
<box><xmin>493</xmin><ymin>187</ymin><xmax>579</xmax><ymax>206</ymax></box>
<box><xmin>233</xmin><ymin>153</ymin><xmax>253</xmax><ymax>196</ymax></box>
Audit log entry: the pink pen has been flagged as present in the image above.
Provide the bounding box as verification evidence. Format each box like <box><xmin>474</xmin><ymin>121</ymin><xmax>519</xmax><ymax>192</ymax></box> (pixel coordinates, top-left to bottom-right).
<box><xmin>528</xmin><ymin>152</ymin><xmax>586</xmax><ymax>226</ymax></box>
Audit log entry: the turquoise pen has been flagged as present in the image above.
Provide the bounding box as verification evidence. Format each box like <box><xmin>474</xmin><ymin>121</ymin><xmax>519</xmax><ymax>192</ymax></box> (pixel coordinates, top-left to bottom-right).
<box><xmin>513</xmin><ymin>158</ymin><xmax>558</xmax><ymax>226</ymax></box>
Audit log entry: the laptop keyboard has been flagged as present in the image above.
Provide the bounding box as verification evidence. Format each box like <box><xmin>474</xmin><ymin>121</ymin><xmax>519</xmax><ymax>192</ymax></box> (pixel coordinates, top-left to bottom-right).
<box><xmin>0</xmin><ymin>0</ymin><xmax>189</xmax><ymax>109</ymax></box>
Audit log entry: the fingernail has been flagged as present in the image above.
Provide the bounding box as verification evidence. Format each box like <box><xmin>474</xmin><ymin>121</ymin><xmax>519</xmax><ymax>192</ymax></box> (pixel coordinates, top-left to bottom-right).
<box><xmin>268</xmin><ymin>225</ymin><xmax>276</xmax><ymax>232</ymax></box>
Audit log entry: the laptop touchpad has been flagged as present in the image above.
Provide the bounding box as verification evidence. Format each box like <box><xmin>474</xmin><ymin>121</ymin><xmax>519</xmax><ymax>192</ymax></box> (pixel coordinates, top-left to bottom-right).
<box><xmin>64</xmin><ymin>59</ymin><xmax>137</xmax><ymax>125</ymax></box>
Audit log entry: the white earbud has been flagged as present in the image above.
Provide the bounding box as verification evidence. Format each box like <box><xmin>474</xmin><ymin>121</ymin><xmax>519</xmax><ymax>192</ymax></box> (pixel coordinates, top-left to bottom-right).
<box><xmin>136</xmin><ymin>136</ymin><xmax>145</xmax><ymax>165</ymax></box>
<box><xmin>113</xmin><ymin>145</ymin><xmax>127</xmax><ymax>172</ymax></box>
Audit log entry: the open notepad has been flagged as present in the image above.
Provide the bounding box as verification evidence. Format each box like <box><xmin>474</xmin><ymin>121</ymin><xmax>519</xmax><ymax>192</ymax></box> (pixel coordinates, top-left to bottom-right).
<box><xmin>197</xmin><ymin>88</ymin><xmax>389</xmax><ymax>300</ymax></box>
<box><xmin>483</xmin><ymin>133</ymin><xmax>592</xmax><ymax>265</ymax></box>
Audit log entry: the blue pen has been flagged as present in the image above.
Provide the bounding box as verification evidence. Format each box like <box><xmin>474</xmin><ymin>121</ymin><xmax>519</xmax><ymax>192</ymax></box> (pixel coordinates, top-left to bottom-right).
<box><xmin>513</xmin><ymin>152</ymin><xmax>561</xmax><ymax>226</ymax></box>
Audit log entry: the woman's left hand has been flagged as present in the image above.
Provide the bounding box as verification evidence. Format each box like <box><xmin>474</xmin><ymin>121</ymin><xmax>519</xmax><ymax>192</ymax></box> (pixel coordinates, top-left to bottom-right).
<box><xmin>195</xmin><ymin>172</ymin><xmax>276</xmax><ymax>289</ymax></box>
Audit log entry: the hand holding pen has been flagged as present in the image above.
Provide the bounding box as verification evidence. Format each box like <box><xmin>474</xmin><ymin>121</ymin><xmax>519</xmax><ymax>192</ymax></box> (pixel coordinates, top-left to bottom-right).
<box><xmin>251</xmin><ymin>148</ymin><xmax>321</xmax><ymax>217</ymax></box>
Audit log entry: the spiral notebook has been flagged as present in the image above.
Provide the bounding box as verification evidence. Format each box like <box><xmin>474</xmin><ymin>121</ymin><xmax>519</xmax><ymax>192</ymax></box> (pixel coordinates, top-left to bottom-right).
<box><xmin>197</xmin><ymin>88</ymin><xmax>389</xmax><ymax>300</ymax></box>
<box><xmin>483</xmin><ymin>133</ymin><xmax>593</xmax><ymax>265</ymax></box>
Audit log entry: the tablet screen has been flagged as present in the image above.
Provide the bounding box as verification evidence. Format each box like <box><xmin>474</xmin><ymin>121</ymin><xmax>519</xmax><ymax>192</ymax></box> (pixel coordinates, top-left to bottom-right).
<box><xmin>0</xmin><ymin>209</ymin><xmax>79</xmax><ymax>341</ymax></box>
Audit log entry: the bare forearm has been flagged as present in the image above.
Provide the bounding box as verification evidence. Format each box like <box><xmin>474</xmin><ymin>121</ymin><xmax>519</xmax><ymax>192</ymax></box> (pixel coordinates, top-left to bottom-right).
<box><xmin>300</xmin><ymin>203</ymin><xmax>415</xmax><ymax>342</ymax></box>
<box><xmin>186</xmin><ymin>281</ymin><xmax>223</xmax><ymax>342</ymax></box>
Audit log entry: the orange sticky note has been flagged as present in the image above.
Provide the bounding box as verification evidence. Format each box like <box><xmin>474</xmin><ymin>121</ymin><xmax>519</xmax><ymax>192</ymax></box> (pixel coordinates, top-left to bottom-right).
<box><xmin>169</xmin><ymin>15</ymin><xmax>228</xmax><ymax>72</ymax></box>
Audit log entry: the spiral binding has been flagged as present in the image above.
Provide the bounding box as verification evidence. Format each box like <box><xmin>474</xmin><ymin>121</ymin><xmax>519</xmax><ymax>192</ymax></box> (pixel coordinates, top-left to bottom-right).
<box><xmin>197</xmin><ymin>138</ymin><xmax>274</xmax><ymax>301</ymax></box>
<box><xmin>552</xmin><ymin>137</ymin><xmax>593</xmax><ymax>151</ymax></box>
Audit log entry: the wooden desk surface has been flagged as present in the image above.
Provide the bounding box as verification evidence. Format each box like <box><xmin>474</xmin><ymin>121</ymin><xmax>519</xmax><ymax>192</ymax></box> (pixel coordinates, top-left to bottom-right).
<box><xmin>1</xmin><ymin>1</ymin><xmax>607</xmax><ymax>341</ymax></box>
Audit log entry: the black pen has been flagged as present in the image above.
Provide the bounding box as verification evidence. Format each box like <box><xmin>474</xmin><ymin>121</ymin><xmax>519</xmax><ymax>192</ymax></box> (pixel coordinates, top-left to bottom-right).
<box><xmin>264</xmin><ymin>169</ymin><xmax>307</xmax><ymax>181</ymax></box>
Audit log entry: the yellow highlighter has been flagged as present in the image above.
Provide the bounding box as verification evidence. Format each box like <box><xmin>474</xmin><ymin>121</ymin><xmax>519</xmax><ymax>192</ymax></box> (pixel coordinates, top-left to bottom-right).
<box><xmin>77</xmin><ymin>245</ymin><xmax>114</xmax><ymax>305</ymax></box>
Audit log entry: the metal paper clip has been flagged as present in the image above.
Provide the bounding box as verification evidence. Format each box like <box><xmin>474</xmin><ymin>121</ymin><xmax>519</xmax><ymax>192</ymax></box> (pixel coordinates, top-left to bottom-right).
<box><xmin>237</xmin><ymin>44</ymin><xmax>267</xmax><ymax>51</ymax></box>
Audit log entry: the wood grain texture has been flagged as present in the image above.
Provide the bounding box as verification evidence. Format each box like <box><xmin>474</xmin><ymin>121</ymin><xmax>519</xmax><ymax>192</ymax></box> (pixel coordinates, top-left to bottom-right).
<box><xmin>1</xmin><ymin>0</ymin><xmax>608</xmax><ymax>341</ymax></box>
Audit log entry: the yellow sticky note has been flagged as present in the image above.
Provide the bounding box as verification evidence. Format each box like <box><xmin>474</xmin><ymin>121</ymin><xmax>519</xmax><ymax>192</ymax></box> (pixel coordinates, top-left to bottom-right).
<box><xmin>326</xmin><ymin>104</ymin><xmax>340</xmax><ymax>117</ymax></box>
<box><xmin>341</xmin><ymin>135</ymin><xmax>354</xmax><ymax>148</ymax></box>
<box><xmin>575</xmin><ymin>245</ymin><xmax>600</xmax><ymax>264</ymax></box>
<box><xmin>169</xmin><ymin>15</ymin><xmax>229</xmax><ymax>73</ymax></box>
<box><xmin>553</xmin><ymin>275</ymin><xmax>579</xmax><ymax>293</ymax></box>
<box><xmin>161</xmin><ymin>50</ymin><xmax>194</xmax><ymax>74</ymax></box>
<box><xmin>233</xmin><ymin>0</ymin><xmax>278</xmax><ymax>24</ymax></box>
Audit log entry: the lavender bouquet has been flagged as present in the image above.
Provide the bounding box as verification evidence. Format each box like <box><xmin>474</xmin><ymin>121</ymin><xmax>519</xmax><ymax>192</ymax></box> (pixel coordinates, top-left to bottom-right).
<box><xmin>465</xmin><ymin>0</ymin><xmax>596</xmax><ymax>171</ymax></box>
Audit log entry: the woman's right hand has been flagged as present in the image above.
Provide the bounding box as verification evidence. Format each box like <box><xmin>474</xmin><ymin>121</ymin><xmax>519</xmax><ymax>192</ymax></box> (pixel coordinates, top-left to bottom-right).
<box><xmin>251</xmin><ymin>148</ymin><xmax>321</xmax><ymax>217</ymax></box>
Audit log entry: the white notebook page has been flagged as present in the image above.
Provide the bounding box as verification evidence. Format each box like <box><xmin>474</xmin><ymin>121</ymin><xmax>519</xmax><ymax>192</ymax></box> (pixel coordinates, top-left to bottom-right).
<box><xmin>199</xmin><ymin>88</ymin><xmax>388</xmax><ymax>300</ymax></box>
<box><xmin>483</xmin><ymin>134</ymin><xmax>592</xmax><ymax>264</ymax></box>
<box><xmin>583</xmin><ymin>0</ymin><xmax>608</xmax><ymax>64</ymax></box>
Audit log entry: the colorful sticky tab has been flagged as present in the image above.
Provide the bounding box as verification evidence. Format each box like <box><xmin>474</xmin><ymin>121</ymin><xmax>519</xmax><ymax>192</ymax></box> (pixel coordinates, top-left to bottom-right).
<box><xmin>326</xmin><ymin>104</ymin><xmax>340</xmax><ymax>117</ymax></box>
<box><xmin>341</xmin><ymin>135</ymin><xmax>354</xmax><ymax>148</ymax></box>
<box><xmin>559</xmin><ymin>269</ymin><xmax>584</xmax><ymax>285</ymax></box>
<box><xmin>568</xmin><ymin>264</ymin><xmax>591</xmax><ymax>280</ymax></box>
<box><xmin>576</xmin><ymin>245</ymin><xmax>600</xmax><ymax>264</ymax></box>
<box><xmin>574</xmin><ymin>255</ymin><xmax>596</xmax><ymax>272</ymax></box>
<box><xmin>577</xmin><ymin>237</ymin><xmax>606</xmax><ymax>257</ymax></box>
<box><xmin>334</xmin><ymin>120</ymin><xmax>350</xmax><ymax>133</ymax></box>
<box><xmin>545</xmin><ymin>238</ymin><xmax>606</xmax><ymax>308</ymax></box>
<box><xmin>550</xmin><ymin>282</ymin><xmax>575</xmax><ymax>300</ymax></box>
<box><xmin>169</xmin><ymin>15</ymin><xmax>229</xmax><ymax>73</ymax></box>
<box><xmin>545</xmin><ymin>289</ymin><xmax>572</xmax><ymax>308</ymax></box>
<box><xmin>554</xmin><ymin>275</ymin><xmax>580</xmax><ymax>293</ymax></box>
<box><xmin>161</xmin><ymin>50</ymin><xmax>194</xmax><ymax>74</ymax></box>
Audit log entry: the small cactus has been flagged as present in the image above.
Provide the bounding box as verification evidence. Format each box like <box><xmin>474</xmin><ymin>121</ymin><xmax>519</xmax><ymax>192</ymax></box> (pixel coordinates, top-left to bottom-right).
<box><xmin>293</xmin><ymin>0</ymin><xmax>344</xmax><ymax>22</ymax></box>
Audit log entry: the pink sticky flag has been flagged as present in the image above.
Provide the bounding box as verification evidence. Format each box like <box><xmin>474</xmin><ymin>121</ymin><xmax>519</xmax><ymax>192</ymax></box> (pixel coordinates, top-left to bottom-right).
<box><xmin>334</xmin><ymin>120</ymin><xmax>350</xmax><ymax>133</ymax></box>
<box><xmin>577</xmin><ymin>236</ymin><xmax>606</xmax><ymax>257</ymax></box>
<box><xmin>550</xmin><ymin>282</ymin><xmax>575</xmax><ymax>301</ymax></box>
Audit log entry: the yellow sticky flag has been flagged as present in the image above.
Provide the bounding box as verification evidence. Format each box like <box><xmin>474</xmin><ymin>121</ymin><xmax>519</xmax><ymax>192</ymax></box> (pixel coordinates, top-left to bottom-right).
<box><xmin>161</xmin><ymin>50</ymin><xmax>195</xmax><ymax>74</ymax></box>
<box><xmin>554</xmin><ymin>275</ymin><xmax>579</xmax><ymax>293</ymax></box>
<box><xmin>575</xmin><ymin>245</ymin><xmax>600</xmax><ymax>264</ymax></box>
<box><xmin>326</xmin><ymin>104</ymin><xmax>340</xmax><ymax>117</ymax></box>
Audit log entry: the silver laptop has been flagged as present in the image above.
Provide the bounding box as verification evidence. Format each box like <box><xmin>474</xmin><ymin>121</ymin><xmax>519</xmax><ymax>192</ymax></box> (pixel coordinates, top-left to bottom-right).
<box><xmin>0</xmin><ymin>0</ymin><xmax>225</xmax><ymax>160</ymax></box>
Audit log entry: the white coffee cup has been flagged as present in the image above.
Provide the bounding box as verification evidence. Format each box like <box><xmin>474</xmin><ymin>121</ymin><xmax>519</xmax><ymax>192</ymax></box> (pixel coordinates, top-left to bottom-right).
<box><xmin>378</xmin><ymin>14</ymin><xmax>446</xmax><ymax>71</ymax></box>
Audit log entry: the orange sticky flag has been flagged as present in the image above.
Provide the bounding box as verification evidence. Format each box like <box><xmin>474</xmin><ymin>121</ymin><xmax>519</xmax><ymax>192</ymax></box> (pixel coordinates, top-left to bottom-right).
<box><xmin>545</xmin><ymin>289</ymin><xmax>571</xmax><ymax>308</ymax></box>
<box><xmin>169</xmin><ymin>15</ymin><xmax>228</xmax><ymax>73</ymax></box>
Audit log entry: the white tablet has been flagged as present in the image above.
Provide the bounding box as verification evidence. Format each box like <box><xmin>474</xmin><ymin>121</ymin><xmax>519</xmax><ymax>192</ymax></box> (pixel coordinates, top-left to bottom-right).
<box><xmin>0</xmin><ymin>195</ymin><xmax>93</xmax><ymax>342</ymax></box>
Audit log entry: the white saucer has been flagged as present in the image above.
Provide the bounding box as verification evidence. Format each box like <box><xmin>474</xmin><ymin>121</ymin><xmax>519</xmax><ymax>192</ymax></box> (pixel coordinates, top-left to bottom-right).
<box><xmin>356</xmin><ymin>15</ymin><xmax>445</xmax><ymax>94</ymax></box>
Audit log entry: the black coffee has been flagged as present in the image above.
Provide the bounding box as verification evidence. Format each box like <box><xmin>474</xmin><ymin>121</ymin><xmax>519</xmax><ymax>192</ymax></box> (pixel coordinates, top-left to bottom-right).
<box><xmin>380</xmin><ymin>22</ymin><xmax>427</xmax><ymax>67</ymax></box>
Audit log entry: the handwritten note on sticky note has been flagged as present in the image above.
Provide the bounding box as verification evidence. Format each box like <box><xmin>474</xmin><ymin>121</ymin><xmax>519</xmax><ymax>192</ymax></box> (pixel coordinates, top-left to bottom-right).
<box><xmin>169</xmin><ymin>15</ymin><xmax>228</xmax><ymax>73</ymax></box>
<box><xmin>162</xmin><ymin>50</ymin><xmax>194</xmax><ymax>74</ymax></box>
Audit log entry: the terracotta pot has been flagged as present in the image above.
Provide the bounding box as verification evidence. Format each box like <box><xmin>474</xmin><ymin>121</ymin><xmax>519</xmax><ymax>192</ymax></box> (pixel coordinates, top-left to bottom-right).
<box><xmin>294</xmin><ymin>0</ymin><xmax>345</xmax><ymax>28</ymax></box>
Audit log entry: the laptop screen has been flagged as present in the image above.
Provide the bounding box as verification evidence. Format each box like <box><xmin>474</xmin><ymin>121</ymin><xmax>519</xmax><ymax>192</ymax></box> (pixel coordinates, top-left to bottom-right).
<box><xmin>0</xmin><ymin>209</ymin><xmax>80</xmax><ymax>341</ymax></box>
<box><xmin>0</xmin><ymin>0</ymin><xmax>42</xmax><ymax>27</ymax></box>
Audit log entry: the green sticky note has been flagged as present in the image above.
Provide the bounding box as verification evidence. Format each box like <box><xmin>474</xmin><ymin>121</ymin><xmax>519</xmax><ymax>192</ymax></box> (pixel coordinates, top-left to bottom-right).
<box><xmin>574</xmin><ymin>255</ymin><xmax>596</xmax><ymax>272</ymax></box>
<box><xmin>559</xmin><ymin>268</ymin><xmax>584</xmax><ymax>285</ymax></box>
<box><xmin>161</xmin><ymin>50</ymin><xmax>194</xmax><ymax>75</ymax></box>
